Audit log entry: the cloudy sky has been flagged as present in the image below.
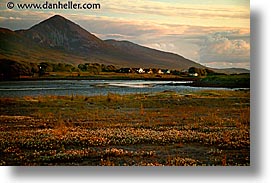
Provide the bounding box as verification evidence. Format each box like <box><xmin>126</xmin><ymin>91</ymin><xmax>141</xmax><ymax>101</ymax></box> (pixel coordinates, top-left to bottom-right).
<box><xmin>0</xmin><ymin>0</ymin><xmax>250</xmax><ymax>69</ymax></box>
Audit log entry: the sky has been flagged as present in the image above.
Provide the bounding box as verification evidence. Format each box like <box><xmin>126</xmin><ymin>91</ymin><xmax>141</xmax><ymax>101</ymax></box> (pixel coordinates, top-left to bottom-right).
<box><xmin>0</xmin><ymin>0</ymin><xmax>250</xmax><ymax>69</ymax></box>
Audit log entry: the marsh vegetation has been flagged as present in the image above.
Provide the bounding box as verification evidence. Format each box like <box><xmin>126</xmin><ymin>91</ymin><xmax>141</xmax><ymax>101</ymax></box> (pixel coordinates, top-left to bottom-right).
<box><xmin>0</xmin><ymin>90</ymin><xmax>250</xmax><ymax>166</ymax></box>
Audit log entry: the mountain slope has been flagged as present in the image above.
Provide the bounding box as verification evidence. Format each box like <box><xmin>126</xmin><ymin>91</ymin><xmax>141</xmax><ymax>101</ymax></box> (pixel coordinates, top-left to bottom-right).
<box><xmin>104</xmin><ymin>40</ymin><xmax>204</xmax><ymax>69</ymax></box>
<box><xmin>0</xmin><ymin>27</ymin><xmax>90</xmax><ymax>65</ymax></box>
<box><xmin>16</xmin><ymin>15</ymin><xmax>108</xmax><ymax>53</ymax></box>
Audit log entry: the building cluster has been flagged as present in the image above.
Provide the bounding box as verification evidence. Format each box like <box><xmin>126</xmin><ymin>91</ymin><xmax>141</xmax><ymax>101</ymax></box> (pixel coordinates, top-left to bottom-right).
<box><xmin>117</xmin><ymin>68</ymin><xmax>171</xmax><ymax>75</ymax></box>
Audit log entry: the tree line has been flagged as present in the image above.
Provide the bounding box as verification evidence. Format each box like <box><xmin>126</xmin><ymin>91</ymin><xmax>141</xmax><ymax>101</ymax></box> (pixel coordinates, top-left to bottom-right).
<box><xmin>0</xmin><ymin>58</ymin><xmax>221</xmax><ymax>80</ymax></box>
<box><xmin>0</xmin><ymin>59</ymin><xmax>118</xmax><ymax>79</ymax></box>
<box><xmin>188</xmin><ymin>67</ymin><xmax>218</xmax><ymax>76</ymax></box>
<box><xmin>77</xmin><ymin>63</ymin><xmax>116</xmax><ymax>74</ymax></box>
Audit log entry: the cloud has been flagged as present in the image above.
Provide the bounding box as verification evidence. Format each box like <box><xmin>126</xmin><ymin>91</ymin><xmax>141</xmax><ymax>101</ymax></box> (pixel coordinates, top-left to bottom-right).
<box><xmin>198</xmin><ymin>32</ymin><xmax>250</xmax><ymax>68</ymax></box>
<box><xmin>98</xmin><ymin>0</ymin><xmax>250</xmax><ymax>29</ymax></box>
<box><xmin>0</xmin><ymin>0</ymin><xmax>250</xmax><ymax>28</ymax></box>
<box><xmin>144</xmin><ymin>43</ymin><xmax>175</xmax><ymax>52</ymax></box>
<box><xmin>0</xmin><ymin>1</ymin><xmax>250</xmax><ymax>68</ymax></box>
<box><xmin>101</xmin><ymin>0</ymin><xmax>249</xmax><ymax>19</ymax></box>
<box><xmin>0</xmin><ymin>9</ymin><xmax>56</xmax><ymax>29</ymax></box>
<box><xmin>97</xmin><ymin>33</ymin><xmax>133</xmax><ymax>40</ymax></box>
<box><xmin>73</xmin><ymin>16</ymin><xmax>166</xmax><ymax>41</ymax></box>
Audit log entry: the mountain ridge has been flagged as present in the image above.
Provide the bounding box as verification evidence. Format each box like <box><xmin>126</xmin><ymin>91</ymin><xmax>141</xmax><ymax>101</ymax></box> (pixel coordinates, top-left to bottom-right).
<box><xmin>16</xmin><ymin>15</ymin><xmax>108</xmax><ymax>53</ymax></box>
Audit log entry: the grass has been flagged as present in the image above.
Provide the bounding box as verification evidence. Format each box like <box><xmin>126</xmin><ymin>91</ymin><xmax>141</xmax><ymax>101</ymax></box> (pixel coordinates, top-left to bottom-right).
<box><xmin>0</xmin><ymin>90</ymin><xmax>250</xmax><ymax>166</ymax></box>
<box><xmin>15</xmin><ymin>71</ymin><xmax>192</xmax><ymax>81</ymax></box>
<box><xmin>191</xmin><ymin>74</ymin><xmax>250</xmax><ymax>88</ymax></box>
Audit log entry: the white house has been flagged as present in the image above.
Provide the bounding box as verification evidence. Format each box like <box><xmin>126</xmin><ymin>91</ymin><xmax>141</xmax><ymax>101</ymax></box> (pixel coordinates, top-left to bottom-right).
<box><xmin>157</xmin><ymin>69</ymin><xmax>164</xmax><ymax>74</ymax></box>
<box><xmin>137</xmin><ymin>68</ymin><xmax>145</xmax><ymax>74</ymax></box>
<box><xmin>189</xmin><ymin>73</ymin><xmax>199</xmax><ymax>77</ymax></box>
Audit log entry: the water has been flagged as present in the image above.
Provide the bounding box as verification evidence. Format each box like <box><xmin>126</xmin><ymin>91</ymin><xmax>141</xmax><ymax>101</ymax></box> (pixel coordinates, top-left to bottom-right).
<box><xmin>0</xmin><ymin>80</ymin><xmax>232</xmax><ymax>98</ymax></box>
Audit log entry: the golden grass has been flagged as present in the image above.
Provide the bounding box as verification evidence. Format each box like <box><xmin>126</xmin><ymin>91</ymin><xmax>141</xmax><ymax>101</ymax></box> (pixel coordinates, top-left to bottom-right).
<box><xmin>0</xmin><ymin>90</ymin><xmax>250</xmax><ymax>166</ymax></box>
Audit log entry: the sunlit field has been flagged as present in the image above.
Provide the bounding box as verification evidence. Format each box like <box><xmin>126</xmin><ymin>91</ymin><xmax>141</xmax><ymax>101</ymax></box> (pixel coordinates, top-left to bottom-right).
<box><xmin>0</xmin><ymin>90</ymin><xmax>250</xmax><ymax>166</ymax></box>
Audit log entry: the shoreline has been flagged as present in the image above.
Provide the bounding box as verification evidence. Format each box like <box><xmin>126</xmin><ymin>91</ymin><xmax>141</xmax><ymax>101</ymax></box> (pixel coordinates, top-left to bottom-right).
<box><xmin>181</xmin><ymin>82</ymin><xmax>250</xmax><ymax>89</ymax></box>
<box><xmin>0</xmin><ymin>76</ymin><xmax>198</xmax><ymax>82</ymax></box>
<box><xmin>0</xmin><ymin>76</ymin><xmax>250</xmax><ymax>89</ymax></box>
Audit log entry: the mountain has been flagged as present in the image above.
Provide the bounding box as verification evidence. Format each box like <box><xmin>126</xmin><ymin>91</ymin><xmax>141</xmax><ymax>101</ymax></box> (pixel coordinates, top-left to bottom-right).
<box><xmin>16</xmin><ymin>15</ymin><xmax>109</xmax><ymax>54</ymax></box>
<box><xmin>1</xmin><ymin>15</ymin><xmax>204</xmax><ymax>69</ymax></box>
<box><xmin>212</xmin><ymin>68</ymin><xmax>250</xmax><ymax>75</ymax></box>
<box><xmin>0</xmin><ymin>15</ymin><xmax>248</xmax><ymax>73</ymax></box>
<box><xmin>104</xmin><ymin>40</ymin><xmax>202</xmax><ymax>69</ymax></box>
<box><xmin>0</xmin><ymin>27</ymin><xmax>88</xmax><ymax>64</ymax></box>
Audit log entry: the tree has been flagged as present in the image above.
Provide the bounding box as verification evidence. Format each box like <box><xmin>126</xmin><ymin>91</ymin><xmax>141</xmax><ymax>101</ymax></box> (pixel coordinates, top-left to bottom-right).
<box><xmin>102</xmin><ymin>64</ymin><xmax>117</xmax><ymax>72</ymax></box>
<box><xmin>188</xmin><ymin>67</ymin><xmax>207</xmax><ymax>76</ymax></box>
<box><xmin>39</xmin><ymin>62</ymin><xmax>53</xmax><ymax>72</ymax></box>
<box><xmin>30</xmin><ymin>63</ymin><xmax>39</xmax><ymax>74</ymax></box>
<box><xmin>106</xmin><ymin>65</ymin><xmax>116</xmax><ymax>72</ymax></box>
<box><xmin>0</xmin><ymin>59</ymin><xmax>33</xmax><ymax>79</ymax></box>
<box><xmin>205</xmin><ymin>68</ymin><xmax>216</xmax><ymax>76</ymax></box>
<box><xmin>87</xmin><ymin>65</ymin><xmax>100</xmax><ymax>75</ymax></box>
<box><xmin>78</xmin><ymin>64</ymin><xmax>87</xmax><ymax>72</ymax></box>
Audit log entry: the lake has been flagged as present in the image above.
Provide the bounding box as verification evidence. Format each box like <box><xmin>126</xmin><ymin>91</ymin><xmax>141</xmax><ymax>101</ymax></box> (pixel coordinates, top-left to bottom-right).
<box><xmin>0</xmin><ymin>80</ymin><xmax>232</xmax><ymax>97</ymax></box>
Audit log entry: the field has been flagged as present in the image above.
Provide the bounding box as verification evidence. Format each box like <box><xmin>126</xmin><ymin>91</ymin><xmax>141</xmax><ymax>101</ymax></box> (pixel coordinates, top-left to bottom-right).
<box><xmin>190</xmin><ymin>74</ymin><xmax>250</xmax><ymax>88</ymax></box>
<box><xmin>15</xmin><ymin>71</ymin><xmax>194</xmax><ymax>81</ymax></box>
<box><xmin>0</xmin><ymin>90</ymin><xmax>250</xmax><ymax>166</ymax></box>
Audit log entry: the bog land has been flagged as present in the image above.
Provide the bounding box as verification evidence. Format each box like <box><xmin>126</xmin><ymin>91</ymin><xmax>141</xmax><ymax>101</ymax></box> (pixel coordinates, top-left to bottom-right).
<box><xmin>0</xmin><ymin>90</ymin><xmax>250</xmax><ymax>166</ymax></box>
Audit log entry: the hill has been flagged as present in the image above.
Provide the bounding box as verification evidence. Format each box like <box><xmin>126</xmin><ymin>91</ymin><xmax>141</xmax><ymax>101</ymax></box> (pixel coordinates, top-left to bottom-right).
<box><xmin>212</xmin><ymin>68</ymin><xmax>250</xmax><ymax>74</ymax></box>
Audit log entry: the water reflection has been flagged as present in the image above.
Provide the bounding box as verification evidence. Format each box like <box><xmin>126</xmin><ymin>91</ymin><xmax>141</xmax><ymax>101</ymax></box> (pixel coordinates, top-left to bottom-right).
<box><xmin>0</xmin><ymin>80</ymin><xmax>230</xmax><ymax>97</ymax></box>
